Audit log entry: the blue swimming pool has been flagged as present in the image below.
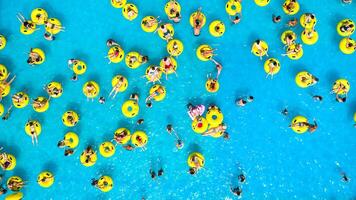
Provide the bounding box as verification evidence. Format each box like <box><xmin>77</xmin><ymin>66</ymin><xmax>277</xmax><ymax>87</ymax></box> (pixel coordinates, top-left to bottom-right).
<box><xmin>1</xmin><ymin>0</ymin><xmax>356</xmax><ymax>199</ymax></box>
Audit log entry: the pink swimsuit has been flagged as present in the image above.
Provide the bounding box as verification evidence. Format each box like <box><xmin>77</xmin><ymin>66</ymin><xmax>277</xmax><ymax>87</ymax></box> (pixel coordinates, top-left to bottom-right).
<box><xmin>188</xmin><ymin>105</ymin><xmax>205</xmax><ymax>120</ymax></box>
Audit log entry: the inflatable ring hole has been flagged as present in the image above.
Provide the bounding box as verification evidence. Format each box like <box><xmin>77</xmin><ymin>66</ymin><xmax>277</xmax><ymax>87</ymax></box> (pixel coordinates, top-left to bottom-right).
<box><xmin>212</xmin><ymin>115</ymin><xmax>217</xmax><ymax>120</ymax></box>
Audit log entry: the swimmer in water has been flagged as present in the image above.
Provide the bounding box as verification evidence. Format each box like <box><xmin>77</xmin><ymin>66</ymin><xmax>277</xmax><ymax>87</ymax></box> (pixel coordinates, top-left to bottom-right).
<box><xmin>0</xmin><ymin>73</ymin><xmax>16</xmax><ymax>101</ymax></box>
<box><xmin>44</xmin><ymin>20</ymin><xmax>65</xmax><ymax>32</ymax></box>
<box><xmin>313</xmin><ymin>95</ymin><xmax>323</xmax><ymax>101</ymax></box>
<box><xmin>143</xmin><ymin>65</ymin><xmax>162</xmax><ymax>84</ymax></box>
<box><xmin>123</xmin><ymin>144</ymin><xmax>135</xmax><ymax>151</ymax></box>
<box><xmin>281</xmin><ymin>108</ymin><xmax>288</xmax><ymax>116</ymax></box>
<box><xmin>252</xmin><ymin>40</ymin><xmax>269</xmax><ymax>60</ymax></box>
<box><xmin>99</xmin><ymin>97</ymin><xmax>105</xmax><ymax>104</ymax></box>
<box><xmin>283</xmin><ymin>0</ymin><xmax>298</xmax><ymax>14</ymax></box>
<box><xmin>33</xmin><ymin>96</ymin><xmax>51</xmax><ymax>110</ymax></box>
<box><xmin>27</xmin><ymin>48</ymin><xmax>44</xmax><ymax>65</ymax></box>
<box><xmin>187</xmin><ymin>103</ymin><xmax>206</xmax><ymax>120</ymax></box>
<box><xmin>161</xmin><ymin>57</ymin><xmax>178</xmax><ymax>79</ymax></box>
<box><xmin>27</xmin><ymin>120</ymin><xmax>39</xmax><ymax>145</ymax></box>
<box><xmin>342</xmin><ymin>0</ymin><xmax>352</xmax><ymax>3</ymax></box>
<box><xmin>146</xmin><ymin>101</ymin><xmax>153</xmax><ymax>108</ymax></box>
<box><xmin>282</xmin><ymin>44</ymin><xmax>303</xmax><ymax>57</ymax></box>
<box><xmin>286</xmin><ymin>18</ymin><xmax>298</xmax><ymax>27</ymax></box>
<box><xmin>211</xmin><ymin>59</ymin><xmax>223</xmax><ymax>80</ymax></box>
<box><xmin>188</xmin><ymin>167</ymin><xmax>198</xmax><ymax>175</ymax></box>
<box><xmin>223</xmin><ymin>132</ymin><xmax>230</xmax><ymax>140</ymax></box>
<box><xmin>341</xmin><ymin>172</ymin><xmax>350</xmax><ymax>182</ymax></box>
<box><xmin>109</xmin><ymin>76</ymin><xmax>125</xmax><ymax>99</ymax></box>
<box><xmin>336</xmin><ymin>94</ymin><xmax>347</xmax><ymax>103</ymax></box>
<box><xmin>0</xmin><ymin>153</ymin><xmax>11</xmax><ymax>170</ymax></box>
<box><xmin>235</xmin><ymin>96</ymin><xmax>254</xmax><ymax>107</ymax></box>
<box><xmin>137</xmin><ymin>119</ymin><xmax>144</xmax><ymax>125</ymax></box>
<box><xmin>230</xmin><ymin>186</ymin><xmax>242</xmax><ymax>197</ymax></box>
<box><xmin>149</xmin><ymin>169</ymin><xmax>156</xmax><ymax>179</ymax></box>
<box><xmin>7</xmin><ymin>177</ymin><xmax>25</xmax><ymax>191</ymax></box>
<box><xmin>202</xmin><ymin>124</ymin><xmax>227</xmax><ymax>136</ymax></box>
<box><xmin>166</xmin><ymin>124</ymin><xmax>184</xmax><ymax>150</ymax></box>
<box><xmin>192</xmin><ymin>7</ymin><xmax>204</xmax><ymax>36</ymax></box>
<box><xmin>143</xmin><ymin>16</ymin><xmax>161</xmax><ymax>28</ymax></box>
<box><xmin>67</xmin><ymin>59</ymin><xmax>81</xmax><ymax>81</ymax></box>
<box><xmin>167</xmin><ymin>0</ymin><xmax>181</xmax><ymax>23</ymax></box>
<box><xmin>230</xmin><ymin>15</ymin><xmax>241</xmax><ymax>24</ymax></box>
<box><xmin>64</xmin><ymin>149</ymin><xmax>75</xmax><ymax>156</ymax></box>
<box><xmin>146</xmin><ymin>85</ymin><xmax>165</xmax><ymax>103</ymax></box>
<box><xmin>158</xmin><ymin>168</ymin><xmax>164</xmax><ymax>176</ymax></box>
<box><xmin>16</xmin><ymin>13</ymin><xmax>38</xmax><ymax>33</ymax></box>
<box><xmin>272</xmin><ymin>15</ymin><xmax>281</xmax><ymax>23</ymax></box>
<box><xmin>44</xmin><ymin>32</ymin><xmax>55</xmax><ymax>41</ymax></box>
<box><xmin>157</xmin><ymin>24</ymin><xmax>173</xmax><ymax>42</ymax></box>
<box><xmin>84</xmin><ymin>82</ymin><xmax>98</xmax><ymax>102</ymax></box>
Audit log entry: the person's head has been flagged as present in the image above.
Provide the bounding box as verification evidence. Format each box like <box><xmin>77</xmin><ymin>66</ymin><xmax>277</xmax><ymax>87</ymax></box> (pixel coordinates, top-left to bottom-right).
<box><xmin>223</xmin><ymin>132</ymin><xmax>230</xmax><ymax>140</ymax></box>
<box><xmin>57</xmin><ymin>140</ymin><xmax>65</xmax><ymax>147</ymax></box>
<box><xmin>146</xmin><ymin>102</ymin><xmax>152</xmax><ymax>108</ymax></box>
<box><xmin>142</xmin><ymin>56</ymin><xmax>148</xmax><ymax>62</ymax></box>
<box><xmin>187</xmin><ymin>103</ymin><xmax>193</xmax><ymax>110</ymax></box>
<box><xmin>167</xmin><ymin>124</ymin><xmax>172</xmax><ymax>131</ymax></box>
<box><xmin>91</xmin><ymin>179</ymin><xmax>98</xmax><ymax>186</ymax></box>
<box><xmin>247</xmin><ymin>96</ymin><xmax>254</xmax><ymax>102</ymax></box>
<box><xmin>189</xmin><ymin>168</ymin><xmax>196</xmax><ymax>175</ymax></box>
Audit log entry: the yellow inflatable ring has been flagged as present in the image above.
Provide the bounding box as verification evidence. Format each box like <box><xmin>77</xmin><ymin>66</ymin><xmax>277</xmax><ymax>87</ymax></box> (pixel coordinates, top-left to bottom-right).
<box><xmin>280</xmin><ymin>30</ymin><xmax>297</xmax><ymax>45</ymax></box>
<box><xmin>354</xmin><ymin>112</ymin><xmax>356</xmax><ymax>122</ymax></box>
<box><xmin>287</xmin><ymin>44</ymin><xmax>303</xmax><ymax>60</ymax></box>
<box><xmin>295</xmin><ymin>71</ymin><xmax>318</xmax><ymax>88</ymax></box>
<box><xmin>46</xmin><ymin>82</ymin><xmax>63</xmax><ymax>98</ymax></box>
<box><xmin>72</xmin><ymin>60</ymin><xmax>87</xmax><ymax>75</ymax></box>
<box><xmin>111</xmin><ymin>75</ymin><xmax>128</xmax><ymax>92</ymax></box>
<box><xmin>301</xmin><ymin>29</ymin><xmax>319</xmax><ymax>45</ymax></box>
<box><xmin>12</xmin><ymin>92</ymin><xmax>30</xmax><ymax>108</ymax></box>
<box><xmin>189</xmin><ymin>11</ymin><xmax>206</xmax><ymax>29</ymax></box>
<box><xmin>125</xmin><ymin>52</ymin><xmax>142</xmax><ymax>69</ymax></box>
<box><xmin>332</xmin><ymin>79</ymin><xmax>350</xmax><ymax>95</ymax></box>
<box><xmin>337</xmin><ymin>19</ymin><xmax>355</xmax><ymax>37</ymax></box>
<box><xmin>0</xmin><ymin>103</ymin><xmax>4</xmax><ymax>116</ymax></box>
<box><xmin>339</xmin><ymin>37</ymin><xmax>355</xmax><ymax>54</ymax></box>
<box><xmin>160</xmin><ymin>57</ymin><xmax>177</xmax><ymax>75</ymax></box>
<box><xmin>210</xmin><ymin>124</ymin><xmax>225</xmax><ymax>138</ymax></box>
<box><xmin>0</xmin><ymin>35</ymin><xmax>6</xmax><ymax>50</ymax></box>
<box><xmin>131</xmin><ymin>131</ymin><xmax>148</xmax><ymax>147</ymax></box>
<box><xmin>97</xmin><ymin>176</ymin><xmax>114</xmax><ymax>192</ymax></box>
<box><xmin>165</xmin><ymin>1</ymin><xmax>181</xmax><ymax>19</ymax></box>
<box><xmin>45</xmin><ymin>18</ymin><xmax>62</xmax><ymax>35</ymax></box>
<box><xmin>209</xmin><ymin>20</ymin><xmax>225</xmax><ymax>37</ymax></box>
<box><xmin>64</xmin><ymin>132</ymin><xmax>79</xmax><ymax>148</ymax></box>
<box><xmin>205</xmin><ymin>79</ymin><xmax>220</xmax><ymax>93</ymax></box>
<box><xmin>37</xmin><ymin>171</ymin><xmax>54</xmax><ymax>188</ymax></box>
<box><xmin>206</xmin><ymin>106</ymin><xmax>224</xmax><ymax>127</ymax></box>
<box><xmin>0</xmin><ymin>83</ymin><xmax>10</xmax><ymax>98</ymax></box>
<box><xmin>167</xmin><ymin>39</ymin><xmax>184</xmax><ymax>57</ymax></box>
<box><xmin>225</xmin><ymin>0</ymin><xmax>242</xmax><ymax>16</ymax></box>
<box><xmin>114</xmin><ymin>128</ymin><xmax>131</xmax><ymax>145</ymax></box>
<box><xmin>264</xmin><ymin>58</ymin><xmax>281</xmax><ymax>75</ymax></box>
<box><xmin>108</xmin><ymin>46</ymin><xmax>125</xmax><ymax>63</ymax></box>
<box><xmin>121</xmin><ymin>100</ymin><xmax>139</xmax><ymax>118</ymax></box>
<box><xmin>122</xmin><ymin>4</ymin><xmax>138</xmax><ymax>21</ymax></box>
<box><xmin>196</xmin><ymin>44</ymin><xmax>214</xmax><ymax>61</ymax></box>
<box><xmin>32</xmin><ymin>96</ymin><xmax>50</xmax><ymax>113</ymax></box>
<box><xmin>251</xmin><ymin>40</ymin><xmax>268</xmax><ymax>57</ymax></box>
<box><xmin>187</xmin><ymin>152</ymin><xmax>205</xmax><ymax>168</ymax></box>
<box><xmin>80</xmin><ymin>148</ymin><xmax>97</xmax><ymax>167</ymax></box>
<box><xmin>83</xmin><ymin>81</ymin><xmax>100</xmax><ymax>98</ymax></box>
<box><xmin>31</xmin><ymin>8</ymin><xmax>48</xmax><ymax>25</ymax></box>
<box><xmin>192</xmin><ymin>117</ymin><xmax>209</xmax><ymax>134</ymax></box>
<box><xmin>300</xmin><ymin>13</ymin><xmax>317</xmax><ymax>29</ymax></box>
<box><xmin>5</xmin><ymin>192</ymin><xmax>23</xmax><ymax>200</ymax></box>
<box><xmin>62</xmin><ymin>111</ymin><xmax>80</xmax><ymax>127</ymax></box>
<box><xmin>0</xmin><ymin>154</ymin><xmax>16</xmax><ymax>171</ymax></box>
<box><xmin>25</xmin><ymin>120</ymin><xmax>42</xmax><ymax>137</ymax></box>
<box><xmin>149</xmin><ymin>84</ymin><xmax>166</xmax><ymax>101</ymax></box>
<box><xmin>7</xmin><ymin>176</ymin><xmax>24</xmax><ymax>191</ymax></box>
<box><xmin>31</xmin><ymin>48</ymin><xmax>46</xmax><ymax>65</ymax></box>
<box><xmin>111</xmin><ymin>0</ymin><xmax>127</xmax><ymax>8</ymax></box>
<box><xmin>254</xmin><ymin>0</ymin><xmax>270</xmax><ymax>6</ymax></box>
<box><xmin>145</xmin><ymin>65</ymin><xmax>162</xmax><ymax>82</ymax></box>
<box><xmin>141</xmin><ymin>16</ymin><xmax>159</xmax><ymax>33</ymax></box>
<box><xmin>157</xmin><ymin>23</ymin><xmax>175</xmax><ymax>40</ymax></box>
<box><xmin>0</xmin><ymin>64</ymin><xmax>7</xmax><ymax>81</ymax></box>
<box><xmin>290</xmin><ymin>116</ymin><xmax>308</xmax><ymax>134</ymax></box>
<box><xmin>282</xmin><ymin>0</ymin><xmax>300</xmax><ymax>15</ymax></box>
<box><xmin>20</xmin><ymin>21</ymin><xmax>36</xmax><ymax>35</ymax></box>
<box><xmin>99</xmin><ymin>142</ymin><xmax>116</xmax><ymax>158</ymax></box>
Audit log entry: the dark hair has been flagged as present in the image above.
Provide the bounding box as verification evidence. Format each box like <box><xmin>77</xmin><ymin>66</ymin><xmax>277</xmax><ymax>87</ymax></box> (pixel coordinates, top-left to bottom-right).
<box><xmin>187</xmin><ymin>103</ymin><xmax>193</xmax><ymax>110</ymax></box>
<box><xmin>189</xmin><ymin>168</ymin><xmax>196</xmax><ymax>175</ymax></box>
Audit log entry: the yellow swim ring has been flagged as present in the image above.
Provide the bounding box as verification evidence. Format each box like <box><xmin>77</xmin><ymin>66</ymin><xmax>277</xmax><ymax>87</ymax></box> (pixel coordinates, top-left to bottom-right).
<box><xmin>206</xmin><ymin>106</ymin><xmax>224</xmax><ymax>127</ymax></box>
<box><xmin>37</xmin><ymin>171</ymin><xmax>54</xmax><ymax>188</ymax></box>
<box><xmin>45</xmin><ymin>18</ymin><xmax>62</xmax><ymax>35</ymax></box>
<box><xmin>80</xmin><ymin>148</ymin><xmax>97</xmax><ymax>167</ymax></box>
<box><xmin>160</xmin><ymin>57</ymin><xmax>177</xmax><ymax>75</ymax></box>
<box><xmin>286</xmin><ymin>44</ymin><xmax>303</xmax><ymax>60</ymax></box>
<box><xmin>111</xmin><ymin>75</ymin><xmax>128</xmax><ymax>92</ymax></box>
<box><xmin>282</xmin><ymin>0</ymin><xmax>300</xmax><ymax>15</ymax></box>
<box><xmin>64</xmin><ymin>132</ymin><xmax>79</xmax><ymax>148</ymax></box>
<box><xmin>83</xmin><ymin>81</ymin><xmax>100</xmax><ymax>98</ymax></box>
<box><xmin>32</xmin><ymin>96</ymin><xmax>50</xmax><ymax>113</ymax></box>
<box><xmin>31</xmin><ymin>48</ymin><xmax>46</xmax><ymax>65</ymax></box>
<box><xmin>196</xmin><ymin>44</ymin><xmax>214</xmax><ymax>61</ymax></box>
<box><xmin>165</xmin><ymin>1</ymin><xmax>181</xmax><ymax>19</ymax></box>
<box><xmin>149</xmin><ymin>84</ymin><xmax>166</xmax><ymax>101</ymax></box>
<box><xmin>141</xmin><ymin>16</ymin><xmax>159</xmax><ymax>33</ymax></box>
<box><xmin>99</xmin><ymin>142</ymin><xmax>116</xmax><ymax>158</ymax></box>
<box><xmin>7</xmin><ymin>176</ymin><xmax>24</xmax><ymax>191</ymax></box>
<box><xmin>5</xmin><ymin>192</ymin><xmax>23</xmax><ymax>200</ymax></box>
<box><xmin>131</xmin><ymin>131</ymin><xmax>148</xmax><ymax>148</ymax></box>
<box><xmin>122</xmin><ymin>100</ymin><xmax>139</xmax><ymax>118</ymax></box>
<box><xmin>62</xmin><ymin>110</ymin><xmax>80</xmax><ymax>127</ymax></box>
<box><xmin>209</xmin><ymin>20</ymin><xmax>225</xmax><ymax>37</ymax></box>
<box><xmin>337</xmin><ymin>19</ymin><xmax>355</xmax><ymax>37</ymax></box>
<box><xmin>97</xmin><ymin>176</ymin><xmax>114</xmax><ymax>192</ymax></box>
<box><xmin>122</xmin><ymin>4</ymin><xmax>138</xmax><ymax>21</ymax></box>
<box><xmin>295</xmin><ymin>71</ymin><xmax>318</xmax><ymax>88</ymax></box>
<box><xmin>205</xmin><ymin>79</ymin><xmax>220</xmax><ymax>93</ymax></box>
<box><xmin>254</xmin><ymin>0</ymin><xmax>270</xmax><ymax>6</ymax></box>
<box><xmin>251</xmin><ymin>40</ymin><xmax>268</xmax><ymax>57</ymax></box>
<box><xmin>264</xmin><ymin>58</ymin><xmax>281</xmax><ymax>75</ymax></box>
<box><xmin>301</xmin><ymin>29</ymin><xmax>319</xmax><ymax>45</ymax></box>
<box><xmin>72</xmin><ymin>60</ymin><xmax>87</xmax><ymax>75</ymax></box>
<box><xmin>290</xmin><ymin>116</ymin><xmax>309</xmax><ymax>134</ymax></box>
<box><xmin>125</xmin><ymin>52</ymin><xmax>142</xmax><ymax>69</ymax></box>
<box><xmin>0</xmin><ymin>154</ymin><xmax>16</xmax><ymax>171</ymax></box>
<box><xmin>31</xmin><ymin>8</ymin><xmax>48</xmax><ymax>25</ymax></box>
<box><xmin>225</xmin><ymin>0</ymin><xmax>242</xmax><ymax>16</ymax></box>
<box><xmin>46</xmin><ymin>82</ymin><xmax>63</xmax><ymax>98</ymax></box>
<box><xmin>0</xmin><ymin>83</ymin><xmax>10</xmax><ymax>98</ymax></box>
<box><xmin>187</xmin><ymin>152</ymin><xmax>205</xmax><ymax>168</ymax></box>
<box><xmin>332</xmin><ymin>79</ymin><xmax>350</xmax><ymax>95</ymax></box>
<box><xmin>108</xmin><ymin>46</ymin><xmax>125</xmax><ymax>63</ymax></box>
<box><xmin>25</xmin><ymin>120</ymin><xmax>42</xmax><ymax>137</ymax></box>
<box><xmin>111</xmin><ymin>0</ymin><xmax>127</xmax><ymax>8</ymax></box>
<box><xmin>339</xmin><ymin>37</ymin><xmax>355</xmax><ymax>55</ymax></box>
<box><xmin>12</xmin><ymin>92</ymin><xmax>30</xmax><ymax>108</ymax></box>
<box><xmin>189</xmin><ymin>11</ymin><xmax>206</xmax><ymax>28</ymax></box>
<box><xmin>0</xmin><ymin>35</ymin><xmax>6</xmax><ymax>50</ymax></box>
<box><xmin>114</xmin><ymin>128</ymin><xmax>131</xmax><ymax>145</ymax></box>
<box><xmin>192</xmin><ymin>117</ymin><xmax>209</xmax><ymax>134</ymax></box>
<box><xmin>0</xmin><ymin>64</ymin><xmax>7</xmax><ymax>81</ymax></box>
<box><xmin>157</xmin><ymin>23</ymin><xmax>175</xmax><ymax>40</ymax></box>
<box><xmin>354</xmin><ymin>112</ymin><xmax>356</xmax><ymax>122</ymax></box>
<box><xmin>0</xmin><ymin>103</ymin><xmax>3</xmax><ymax>116</ymax></box>
<box><xmin>20</xmin><ymin>21</ymin><xmax>36</xmax><ymax>35</ymax></box>
<box><xmin>167</xmin><ymin>39</ymin><xmax>184</xmax><ymax>57</ymax></box>
<box><xmin>300</xmin><ymin>13</ymin><xmax>317</xmax><ymax>29</ymax></box>
<box><xmin>280</xmin><ymin>30</ymin><xmax>297</xmax><ymax>45</ymax></box>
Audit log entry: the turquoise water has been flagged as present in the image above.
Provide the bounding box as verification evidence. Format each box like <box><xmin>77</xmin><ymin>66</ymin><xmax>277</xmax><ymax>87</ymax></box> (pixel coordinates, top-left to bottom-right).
<box><xmin>1</xmin><ymin>0</ymin><xmax>356</xmax><ymax>199</ymax></box>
